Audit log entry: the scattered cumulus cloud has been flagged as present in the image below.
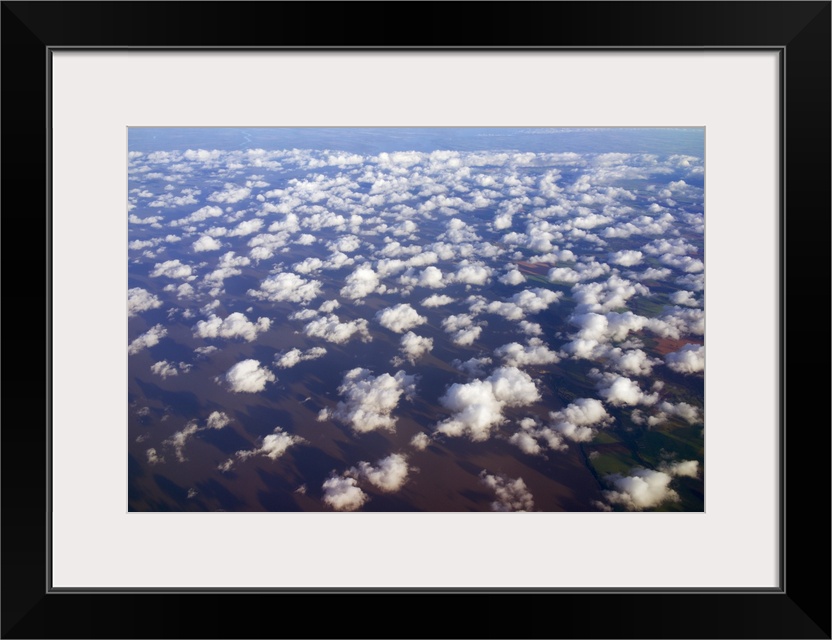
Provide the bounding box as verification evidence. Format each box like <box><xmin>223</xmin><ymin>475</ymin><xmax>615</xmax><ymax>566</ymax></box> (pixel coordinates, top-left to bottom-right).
<box><xmin>219</xmin><ymin>359</ymin><xmax>276</xmax><ymax>393</ymax></box>
<box><xmin>128</xmin><ymin>324</ymin><xmax>167</xmax><ymax>355</ymax></box>
<box><xmin>318</xmin><ymin>368</ymin><xmax>417</xmax><ymax>434</ymax></box>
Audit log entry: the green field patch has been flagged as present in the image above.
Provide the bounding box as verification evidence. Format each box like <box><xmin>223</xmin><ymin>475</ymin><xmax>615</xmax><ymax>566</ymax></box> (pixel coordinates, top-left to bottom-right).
<box><xmin>592</xmin><ymin>430</ymin><xmax>621</xmax><ymax>445</ymax></box>
<box><xmin>628</xmin><ymin>296</ymin><xmax>665</xmax><ymax>318</ymax></box>
<box><xmin>589</xmin><ymin>446</ymin><xmax>640</xmax><ymax>476</ymax></box>
<box><xmin>637</xmin><ymin>426</ymin><xmax>703</xmax><ymax>467</ymax></box>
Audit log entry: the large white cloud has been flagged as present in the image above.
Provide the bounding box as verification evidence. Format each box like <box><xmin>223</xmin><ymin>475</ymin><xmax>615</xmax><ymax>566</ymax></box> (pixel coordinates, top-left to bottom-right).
<box><xmin>435</xmin><ymin>366</ymin><xmax>540</xmax><ymax>441</ymax></box>
<box><xmin>248</xmin><ymin>272</ymin><xmax>322</xmax><ymax>304</ymax></box>
<box><xmin>665</xmin><ymin>344</ymin><xmax>705</xmax><ymax>374</ymax></box>
<box><xmin>479</xmin><ymin>472</ymin><xmax>535</xmax><ymax>511</ymax></box>
<box><xmin>318</xmin><ymin>368</ymin><xmax>416</xmax><ymax>434</ymax></box>
<box><xmin>128</xmin><ymin>287</ymin><xmax>162</xmax><ymax>317</ymax></box>
<box><xmin>128</xmin><ymin>324</ymin><xmax>167</xmax><ymax>355</ymax></box>
<box><xmin>193</xmin><ymin>312</ymin><xmax>271</xmax><ymax>342</ymax></box>
<box><xmin>375</xmin><ymin>303</ymin><xmax>427</xmax><ymax>333</ymax></box>
<box><xmin>219</xmin><ymin>359</ymin><xmax>276</xmax><ymax>393</ymax></box>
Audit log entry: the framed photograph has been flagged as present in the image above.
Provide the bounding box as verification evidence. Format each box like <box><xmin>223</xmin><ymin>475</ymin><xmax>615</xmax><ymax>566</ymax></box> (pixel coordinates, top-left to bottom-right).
<box><xmin>3</xmin><ymin>2</ymin><xmax>829</xmax><ymax>638</ymax></box>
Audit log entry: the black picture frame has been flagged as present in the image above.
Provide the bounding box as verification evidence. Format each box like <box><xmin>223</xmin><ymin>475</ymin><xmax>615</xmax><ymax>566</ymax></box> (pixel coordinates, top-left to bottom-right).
<box><xmin>2</xmin><ymin>2</ymin><xmax>829</xmax><ymax>638</ymax></box>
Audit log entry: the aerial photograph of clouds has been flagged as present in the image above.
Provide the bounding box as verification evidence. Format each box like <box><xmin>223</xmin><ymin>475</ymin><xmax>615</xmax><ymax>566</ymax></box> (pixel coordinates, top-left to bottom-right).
<box><xmin>128</xmin><ymin>127</ymin><xmax>704</xmax><ymax>512</ymax></box>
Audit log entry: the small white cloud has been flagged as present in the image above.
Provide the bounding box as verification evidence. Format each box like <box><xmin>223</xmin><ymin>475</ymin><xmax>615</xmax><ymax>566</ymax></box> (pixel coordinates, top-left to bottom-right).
<box><xmin>394</xmin><ymin>332</ymin><xmax>434</xmax><ymax>365</ymax></box>
<box><xmin>128</xmin><ymin>324</ymin><xmax>167</xmax><ymax>355</ymax></box>
<box><xmin>410</xmin><ymin>432</ymin><xmax>430</xmax><ymax>450</ymax></box>
<box><xmin>193</xmin><ymin>312</ymin><xmax>271</xmax><ymax>342</ymax></box>
<box><xmin>303</xmin><ymin>315</ymin><xmax>371</xmax><ymax>344</ymax></box>
<box><xmin>228</xmin><ymin>218</ymin><xmax>264</xmax><ymax>237</ymax></box>
<box><xmin>150</xmin><ymin>360</ymin><xmax>184</xmax><ymax>379</ymax></box>
<box><xmin>340</xmin><ymin>264</ymin><xmax>386</xmax><ymax>301</ymax></box>
<box><xmin>128</xmin><ymin>287</ymin><xmax>162</xmax><ymax>317</ymax></box>
<box><xmin>596</xmin><ymin>375</ymin><xmax>658</xmax><ymax>406</ymax></box>
<box><xmin>549</xmin><ymin>398</ymin><xmax>612</xmax><ymax>442</ymax></box>
<box><xmin>499</xmin><ymin>268</ymin><xmax>526</xmax><ymax>286</ymax></box>
<box><xmin>376</xmin><ymin>303</ymin><xmax>427</xmax><ymax>333</ymax></box>
<box><xmin>660</xmin><ymin>459</ymin><xmax>700</xmax><ymax>478</ymax></box>
<box><xmin>494</xmin><ymin>339</ymin><xmax>560</xmax><ymax>368</ymax></box>
<box><xmin>150</xmin><ymin>259</ymin><xmax>193</xmax><ymax>280</ymax></box>
<box><xmin>609</xmin><ymin>250</ymin><xmax>644</xmax><ymax>267</ymax></box>
<box><xmin>479</xmin><ymin>471</ymin><xmax>535</xmax><ymax>511</ymax></box>
<box><xmin>351</xmin><ymin>453</ymin><xmax>410</xmax><ymax>492</ymax></box>
<box><xmin>248</xmin><ymin>272</ymin><xmax>322</xmax><ymax>305</ymax></box>
<box><xmin>274</xmin><ymin>346</ymin><xmax>327</xmax><ymax>369</ymax></box>
<box><xmin>164</xmin><ymin>411</ymin><xmax>232</xmax><ymax>462</ymax></box>
<box><xmin>602</xmin><ymin>468</ymin><xmax>680</xmax><ymax>511</ymax></box>
<box><xmin>322</xmin><ymin>475</ymin><xmax>368</xmax><ymax>511</ymax></box>
<box><xmin>219</xmin><ymin>359</ymin><xmax>276</xmax><ymax>393</ymax></box>
<box><xmin>421</xmin><ymin>294</ymin><xmax>455</xmax><ymax>308</ymax></box>
<box><xmin>669</xmin><ymin>290</ymin><xmax>699</xmax><ymax>307</ymax></box>
<box><xmin>192</xmin><ymin>235</ymin><xmax>223</xmax><ymax>252</ymax></box>
<box><xmin>207</xmin><ymin>183</ymin><xmax>251</xmax><ymax>204</ymax></box>
<box><xmin>219</xmin><ymin>427</ymin><xmax>305</xmax><ymax>471</ymax></box>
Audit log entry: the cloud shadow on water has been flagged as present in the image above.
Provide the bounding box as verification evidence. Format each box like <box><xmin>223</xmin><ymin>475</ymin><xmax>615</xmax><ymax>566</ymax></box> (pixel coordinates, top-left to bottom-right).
<box><xmin>153</xmin><ymin>473</ymin><xmax>189</xmax><ymax>508</ymax></box>
<box><xmin>136</xmin><ymin>378</ymin><xmax>202</xmax><ymax>417</ymax></box>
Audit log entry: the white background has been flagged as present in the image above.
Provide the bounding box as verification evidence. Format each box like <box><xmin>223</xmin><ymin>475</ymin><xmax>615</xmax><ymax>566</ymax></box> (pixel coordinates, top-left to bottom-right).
<box><xmin>51</xmin><ymin>51</ymin><xmax>779</xmax><ymax>588</ymax></box>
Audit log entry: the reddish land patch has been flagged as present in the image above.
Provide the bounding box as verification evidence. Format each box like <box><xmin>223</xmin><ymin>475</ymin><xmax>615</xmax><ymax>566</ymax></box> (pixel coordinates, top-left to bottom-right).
<box><xmin>652</xmin><ymin>336</ymin><xmax>704</xmax><ymax>356</ymax></box>
<box><xmin>515</xmin><ymin>261</ymin><xmax>552</xmax><ymax>277</ymax></box>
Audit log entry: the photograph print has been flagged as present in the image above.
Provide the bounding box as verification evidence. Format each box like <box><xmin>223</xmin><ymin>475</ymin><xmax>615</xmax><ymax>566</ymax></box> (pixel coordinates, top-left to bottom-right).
<box><xmin>127</xmin><ymin>127</ymin><xmax>705</xmax><ymax>513</ymax></box>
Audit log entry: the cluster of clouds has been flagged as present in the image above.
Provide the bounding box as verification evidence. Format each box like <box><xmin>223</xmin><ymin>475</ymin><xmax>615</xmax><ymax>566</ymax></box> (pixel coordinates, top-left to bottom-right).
<box><xmin>218</xmin><ymin>427</ymin><xmax>306</xmax><ymax>472</ymax></box>
<box><xmin>150</xmin><ymin>360</ymin><xmax>191</xmax><ymax>379</ymax></box>
<box><xmin>479</xmin><ymin>472</ymin><xmax>535</xmax><ymax>511</ymax></box>
<box><xmin>129</xmin><ymin>141</ymin><xmax>705</xmax><ymax>511</ymax></box>
<box><xmin>322</xmin><ymin>453</ymin><xmax>411</xmax><ymax>511</ymax></box>
<box><xmin>161</xmin><ymin>411</ymin><xmax>232</xmax><ymax>462</ymax></box>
